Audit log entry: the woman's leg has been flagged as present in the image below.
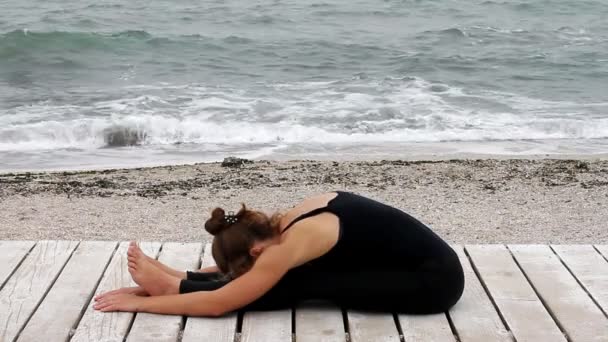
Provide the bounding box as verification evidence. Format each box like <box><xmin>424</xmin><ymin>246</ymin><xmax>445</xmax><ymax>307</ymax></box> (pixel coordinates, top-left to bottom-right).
<box><xmin>179</xmin><ymin>261</ymin><xmax>464</xmax><ymax>314</ymax></box>
<box><xmin>146</xmin><ymin>258</ymin><xmax>187</xmax><ymax>279</ymax></box>
<box><xmin>177</xmin><ymin>270</ymin><xmax>301</xmax><ymax>310</ymax></box>
<box><xmin>130</xmin><ymin>243</ymin><xmax>222</xmax><ymax>279</ymax></box>
<box><xmin>179</xmin><ymin>270</ymin><xmax>232</xmax><ymax>293</ymax></box>
<box><xmin>185</xmin><ymin>271</ymin><xmax>225</xmax><ymax>281</ymax></box>
<box><xmin>243</xmin><ymin>260</ymin><xmax>464</xmax><ymax>313</ymax></box>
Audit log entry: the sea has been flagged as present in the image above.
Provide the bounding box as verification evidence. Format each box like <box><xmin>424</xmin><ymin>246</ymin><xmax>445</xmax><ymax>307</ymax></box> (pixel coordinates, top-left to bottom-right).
<box><xmin>1</xmin><ymin>0</ymin><xmax>607</xmax><ymax>171</ymax></box>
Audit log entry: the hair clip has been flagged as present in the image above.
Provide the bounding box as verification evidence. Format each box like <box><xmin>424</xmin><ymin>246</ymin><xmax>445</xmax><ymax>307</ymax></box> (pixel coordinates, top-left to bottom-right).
<box><xmin>225</xmin><ymin>211</ymin><xmax>238</xmax><ymax>225</ymax></box>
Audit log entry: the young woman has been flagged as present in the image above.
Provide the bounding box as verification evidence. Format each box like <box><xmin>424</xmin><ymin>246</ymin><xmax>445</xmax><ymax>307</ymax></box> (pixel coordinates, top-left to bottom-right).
<box><xmin>94</xmin><ymin>191</ymin><xmax>464</xmax><ymax>315</ymax></box>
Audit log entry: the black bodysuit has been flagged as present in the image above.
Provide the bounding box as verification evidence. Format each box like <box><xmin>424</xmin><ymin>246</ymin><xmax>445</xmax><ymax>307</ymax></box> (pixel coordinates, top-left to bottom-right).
<box><xmin>180</xmin><ymin>191</ymin><xmax>465</xmax><ymax>313</ymax></box>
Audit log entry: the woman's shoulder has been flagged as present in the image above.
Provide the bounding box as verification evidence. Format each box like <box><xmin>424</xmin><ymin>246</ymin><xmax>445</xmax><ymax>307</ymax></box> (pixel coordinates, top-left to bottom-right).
<box><xmin>279</xmin><ymin>192</ymin><xmax>339</xmax><ymax>230</ymax></box>
<box><xmin>276</xmin><ymin>214</ymin><xmax>340</xmax><ymax>267</ymax></box>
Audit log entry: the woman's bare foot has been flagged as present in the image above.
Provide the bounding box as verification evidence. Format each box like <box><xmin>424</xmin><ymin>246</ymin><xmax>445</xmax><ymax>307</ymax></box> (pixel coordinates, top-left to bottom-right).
<box><xmin>127</xmin><ymin>241</ymin><xmax>180</xmax><ymax>296</ymax></box>
<box><xmin>130</xmin><ymin>241</ymin><xmax>157</xmax><ymax>264</ymax></box>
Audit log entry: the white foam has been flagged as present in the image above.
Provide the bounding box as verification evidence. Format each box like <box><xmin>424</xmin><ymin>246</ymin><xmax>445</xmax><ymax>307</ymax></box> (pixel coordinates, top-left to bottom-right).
<box><xmin>1</xmin><ymin>78</ymin><xmax>607</xmax><ymax>152</ymax></box>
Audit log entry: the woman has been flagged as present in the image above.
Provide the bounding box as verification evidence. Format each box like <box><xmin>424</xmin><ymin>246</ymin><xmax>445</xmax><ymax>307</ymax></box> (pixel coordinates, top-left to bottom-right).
<box><xmin>94</xmin><ymin>191</ymin><xmax>464</xmax><ymax>315</ymax></box>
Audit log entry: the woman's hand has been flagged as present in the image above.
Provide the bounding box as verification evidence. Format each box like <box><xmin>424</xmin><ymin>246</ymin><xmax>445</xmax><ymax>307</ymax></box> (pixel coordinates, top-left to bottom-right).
<box><xmin>93</xmin><ymin>293</ymin><xmax>144</xmax><ymax>312</ymax></box>
<box><xmin>94</xmin><ymin>286</ymin><xmax>148</xmax><ymax>303</ymax></box>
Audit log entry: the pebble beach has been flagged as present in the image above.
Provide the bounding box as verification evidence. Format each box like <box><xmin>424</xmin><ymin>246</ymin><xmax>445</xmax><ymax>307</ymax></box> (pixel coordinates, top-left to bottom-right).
<box><xmin>1</xmin><ymin>157</ymin><xmax>607</xmax><ymax>244</ymax></box>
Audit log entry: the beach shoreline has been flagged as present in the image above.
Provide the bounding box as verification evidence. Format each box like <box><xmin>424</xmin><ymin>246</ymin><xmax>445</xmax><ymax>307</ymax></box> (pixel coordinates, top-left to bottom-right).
<box><xmin>1</xmin><ymin>157</ymin><xmax>607</xmax><ymax>244</ymax></box>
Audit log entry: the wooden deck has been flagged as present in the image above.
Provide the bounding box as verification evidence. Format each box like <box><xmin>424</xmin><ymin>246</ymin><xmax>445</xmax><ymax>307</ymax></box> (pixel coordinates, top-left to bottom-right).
<box><xmin>1</xmin><ymin>242</ymin><xmax>607</xmax><ymax>342</ymax></box>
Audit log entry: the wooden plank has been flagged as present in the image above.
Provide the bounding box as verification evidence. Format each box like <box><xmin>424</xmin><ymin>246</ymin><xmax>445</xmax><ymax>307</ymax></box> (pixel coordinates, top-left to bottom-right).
<box><xmin>0</xmin><ymin>240</ymin><xmax>79</xmax><ymax>342</ymax></box>
<box><xmin>398</xmin><ymin>313</ymin><xmax>456</xmax><ymax>342</ymax></box>
<box><xmin>448</xmin><ymin>245</ymin><xmax>512</xmax><ymax>342</ymax></box>
<box><xmin>466</xmin><ymin>245</ymin><xmax>566</xmax><ymax>342</ymax></box>
<box><xmin>237</xmin><ymin>238</ymin><xmax>291</xmax><ymax>342</ymax></box>
<box><xmin>347</xmin><ymin>311</ymin><xmax>399</xmax><ymax>342</ymax></box>
<box><xmin>241</xmin><ymin>309</ymin><xmax>292</xmax><ymax>342</ymax></box>
<box><xmin>181</xmin><ymin>243</ymin><xmax>237</xmax><ymax>342</ymax></box>
<box><xmin>595</xmin><ymin>245</ymin><xmax>608</xmax><ymax>260</ymax></box>
<box><xmin>295</xmin><ymin>301</ymin><xmax>345</xmax><ymax>342</ymax></box>
<box><xmin>127</xmin><ymin>242</ymin><xmax>203</xmax><ymax>342</ymax></box>
<box><xmin>553</xmin><ymin>245</ymin><xmax>608</xmax><ymax>314</ymax></box>
<box><xmin>0</xmin><ymin>241</ymin><xmax>35</xmax><ymax>289</ymax></box>
<box><xmin>71</xmin><ymin>242</ymin><xmax>161</xmax><ymax>342</ymax></box>
<box><xmin>509</xmin><ymin>244</ymin><xmax>608</xmax><ymax>342</ymax></box>
<box><xmin>18</xmin><ymin>241</ymin><xmax>117</xmax><ymax>342</ymax></box>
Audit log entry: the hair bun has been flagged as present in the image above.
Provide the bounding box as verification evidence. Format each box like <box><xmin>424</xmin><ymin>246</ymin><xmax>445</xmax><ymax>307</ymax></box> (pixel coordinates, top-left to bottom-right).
<box><xmin>205</xmin><ymin>207</ymin><xmax>228</xmax><ymax>235</ymax></box>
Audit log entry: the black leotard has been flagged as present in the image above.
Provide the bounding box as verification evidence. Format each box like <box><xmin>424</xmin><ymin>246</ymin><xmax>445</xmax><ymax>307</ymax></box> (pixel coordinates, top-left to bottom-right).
<box><xmin>181</xmin><ymin>191</ymin><xmax>465</xmax><ymax>313</ymax></box>
<box><xmin>281</xmin><ymin>191</ymin><xmax>460</xmax><ymax>271</ymax></box>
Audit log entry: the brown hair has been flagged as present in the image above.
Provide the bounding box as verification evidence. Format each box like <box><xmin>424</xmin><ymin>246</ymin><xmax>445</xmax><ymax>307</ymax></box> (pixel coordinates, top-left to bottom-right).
<box><xmin>205</xmin><ymin>204</ymin><xmax>282</xmax><ymax>278</ymax></box>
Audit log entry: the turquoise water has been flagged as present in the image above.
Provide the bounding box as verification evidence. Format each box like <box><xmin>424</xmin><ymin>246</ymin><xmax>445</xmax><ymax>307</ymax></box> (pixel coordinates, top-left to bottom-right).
<box><xmin>1</xmin><ymin>0</ymin><xmax>607</xmax><ymax>170</ymax></box>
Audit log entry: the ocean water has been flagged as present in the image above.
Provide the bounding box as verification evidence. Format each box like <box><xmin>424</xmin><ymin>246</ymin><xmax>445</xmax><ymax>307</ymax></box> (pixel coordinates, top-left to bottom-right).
<box><xmin>1</xmin><ymin>0</ymin><xmax>607</xmax><ymax>170</ymax></box>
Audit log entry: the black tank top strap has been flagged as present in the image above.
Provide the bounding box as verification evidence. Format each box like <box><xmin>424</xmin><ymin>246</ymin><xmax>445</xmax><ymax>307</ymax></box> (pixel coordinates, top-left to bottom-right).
<box><xmin>281</xmin><ymin>206</ymin><xmax>329</xmax><ymax>234</ymax></box>
<box><xmin>281</xmin><ymin>192</ymin><xmax>344</xmax><ymax>234</ymax></box>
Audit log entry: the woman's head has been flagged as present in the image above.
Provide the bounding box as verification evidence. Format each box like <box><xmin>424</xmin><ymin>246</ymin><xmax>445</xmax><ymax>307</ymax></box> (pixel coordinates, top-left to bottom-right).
<box><xmin>205</xmin><ymin>204</ymin><xmax>281</xmax><ymax>278</ymax></box>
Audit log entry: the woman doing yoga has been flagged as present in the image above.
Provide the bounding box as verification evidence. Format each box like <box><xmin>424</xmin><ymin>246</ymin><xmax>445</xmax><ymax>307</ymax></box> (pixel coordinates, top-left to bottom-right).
<box><xmin>94</xmin><ymin>191</ymin><xmax>465</xmax><ymax>315</ymax></box>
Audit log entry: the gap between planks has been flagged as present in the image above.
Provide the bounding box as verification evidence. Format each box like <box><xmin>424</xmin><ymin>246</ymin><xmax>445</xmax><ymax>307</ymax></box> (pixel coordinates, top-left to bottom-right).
<box><xmin>4</xmin><ymin>242</ymin><xmax>608</xmax><ymax>342</ymax></box>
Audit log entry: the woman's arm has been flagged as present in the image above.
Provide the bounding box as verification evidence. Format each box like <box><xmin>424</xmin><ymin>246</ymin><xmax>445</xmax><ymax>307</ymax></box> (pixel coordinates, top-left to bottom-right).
<box><xmin>96</xmin><ymin>221</ymin><xmax>331</xmax><ymax>315</ymax></box>
<box><xmin>137</xmin><ymin>223</ymin><xmax>332</xmax><ymax>316</ymax></box>
<box><xmin>138</xmin><ymin>246</ymin><xmax>291</xmax><ymax>316</ymax></box>
<box><xmin>94</xmin><ymin>260</ymin><xmax>283</xmax><ymax>316</ymax></box>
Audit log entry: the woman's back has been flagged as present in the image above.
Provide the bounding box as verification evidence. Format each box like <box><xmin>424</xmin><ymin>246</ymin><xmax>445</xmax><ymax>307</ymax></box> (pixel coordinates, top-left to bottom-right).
<box><xmin>283</xmin><ymin>191</ymin><xmax>457</xmax><ymax>271</ymax></box>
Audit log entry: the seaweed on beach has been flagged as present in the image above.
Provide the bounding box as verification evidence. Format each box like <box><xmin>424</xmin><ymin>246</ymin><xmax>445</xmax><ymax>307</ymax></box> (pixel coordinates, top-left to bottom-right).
<box><xmin>0</xmin><ymin>159</ymin><xmax>606</xmax><ymax>199</ymax></box>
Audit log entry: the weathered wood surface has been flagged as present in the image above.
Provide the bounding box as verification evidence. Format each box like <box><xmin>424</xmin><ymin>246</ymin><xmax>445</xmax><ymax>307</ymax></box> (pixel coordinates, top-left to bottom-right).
<box><xmin>552</xmin><ymin>245</ymin><xmax>608</xmax><ymax>314</ymax></box>
<box><xmin>0</xmin><ymin>240</ymin><xmax>79</xmax><ymax>342</ymax></box>
<box><xmin>241</xmin><ymin>309</ymin><xmax>292</xmax><ymax>342</ymax></box>
<box><xmin>595</xmin><ymin>245</ymin><xmax>608</xmax><ymax>260</ymax></box>
<box><xmin>465</xmin><ymin>245</ymin><xmax>566</xmax><ymax>342</ymax></box>
<box><xmin>0</xmin><ymin>241</ymin><xmax>35</xmax><ymax>290</ymax></box>
<box><xmin>295</xmin><ymin>302</ymin><xmax>345</xmax><ymax>342</ymax></box>
<box><xmin>448</xmin><ymin>246</ymin><xmax>513</xmax><ymax>342</ymax></box>
<box><xmin>509</xmin><ymin>244</ymin><xmax>608</xmax><ymax>342</ymax></box>
<box><xmin>1</xmin><ymin>241</ymin><xmax>607</xmax><ymax>342</ymax></box>
<box><xmin>127</xmin><ymin>242</ymin><xmax>203</xmax><ymax>342</ymax></box>
<box><xmin>71</xmin><ymin>242</ymin><xmax>161</xmax><ymax>342</ymax></box>
<box><xmin>181</xmin><ymin>243</ymin><xmax>237</xmax><ymax>342</ymax></box>
<box><xmin>398</xmin><ymin>313</ymin><xmax>456</xmax><ymax>342</ymax></box>
<box><xmin>347</xmin><ymin>311</ymin><xmax>399</xmax><ymax>342</ymax></box>
<box><xmin>18</xmin><ymin>241</ymin><xmax>117</xmax><ymax>342</ymax></box>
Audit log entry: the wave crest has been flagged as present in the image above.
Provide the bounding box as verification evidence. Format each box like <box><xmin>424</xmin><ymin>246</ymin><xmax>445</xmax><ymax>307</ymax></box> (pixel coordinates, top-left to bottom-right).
<box><xmin>1</xmin><ymin>78</ymin><xmax>607</xmax><ymax>152</ymax></box>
